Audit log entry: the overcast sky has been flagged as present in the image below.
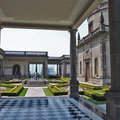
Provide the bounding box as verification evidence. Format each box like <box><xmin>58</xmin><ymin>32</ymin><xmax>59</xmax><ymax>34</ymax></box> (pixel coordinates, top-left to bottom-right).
<box><xmin>1</xmin><ymin>20</ymin><xmax>88</xmax><ymax>57</ymax></box>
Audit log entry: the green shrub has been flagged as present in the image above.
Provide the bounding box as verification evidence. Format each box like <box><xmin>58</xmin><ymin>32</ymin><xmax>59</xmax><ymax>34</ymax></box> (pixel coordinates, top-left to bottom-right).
<box><xmin>102</xmin><ymin>85</ymin><xmax>111</xmax><ymax>92</ymax></box>
<box><xmin>80</xmin><ymin>83</ymin><xmax>102</xmax><ymax>90</ymax></box>
<box><xmin>60</xmin><ymin>78</ymin><xmax>70</xmax><ymax>82</ymax></box>
<box><xmin>79</xmin><ymin>89</ymin><xmax>106</xmax><ymax>101</ymax></box>
<box><xmin>79</xmin><ymin>90</ymin><xmax>84</xmax><ymax>95</ymax></box>
<box><xmin>56</xmin><ymin>83</ymin><xmax>68</xmax><ymax>87</ymax></box>
<box><xmin>48</xmin><ymin>75</ymin><xmax>61</xmax><ymax>79</ymax></box>
<box><xmin>0</xmin><ymin>84</ymin><xmax>23</xmax><ymax>96</ymax></box>
<box><xmin>84</xmin><ymin>90</ymin><xmax>94</xmax><ymax>97</ymax></box>
<box><xmin>0</xmin><ymin>83</ymin><xmax>15</xmax><ymax>88</ymax></box>
<box><xmin>2</xmin><ymin>80</ymin><xmax>22</xmax><ymax>84</ymax></box>
<box><xmin>48</xmin><ymin>85</ymin><xmax>68</xmax><ymax>96</ymax></box>
<box><xmin>49</xmin><ymin>81</ymin><xmax>67</xmax><ymax>83</ymax></box>
<box><xmin>92</xmin><ymin>93</ymin><xmax>106</xmax><ymax>101</ymax></box>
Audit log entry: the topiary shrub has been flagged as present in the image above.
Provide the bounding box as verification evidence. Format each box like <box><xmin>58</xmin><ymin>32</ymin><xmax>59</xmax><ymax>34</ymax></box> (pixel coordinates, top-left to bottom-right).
<box><xmin>48</xmin><ymin>75</ymin><xmax>61</xmax><ymax>79</ymax></box>
<box><xmin>0</xmin><ymin>84</ymin><xmax>23</xmax><ymax>96</ymax></box>
<box><xmin>92</xmin><ymin>93</ymin><xmax>106</xmax><ymax>101</ymax></box>
<box><xmin>80</xmin><ymin>83</ymin><xmax>102</xmax><ymax>90</ymax></box>
<box><xmin>48</xmin><ymin>85</ymin><xmax>68</xmax><ymax>96</ymax></box>
<box><xmin>79</xmin><ymin>90</ymin><xmax>84</xmax><ymax>95</ymax></box>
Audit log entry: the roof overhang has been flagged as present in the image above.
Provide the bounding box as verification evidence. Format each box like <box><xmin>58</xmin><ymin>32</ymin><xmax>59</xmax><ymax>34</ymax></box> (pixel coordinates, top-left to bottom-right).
<box><xmin>0</xmin><ymin>0</ymin><xmax>102</xmax><ymax>30</ymax></box>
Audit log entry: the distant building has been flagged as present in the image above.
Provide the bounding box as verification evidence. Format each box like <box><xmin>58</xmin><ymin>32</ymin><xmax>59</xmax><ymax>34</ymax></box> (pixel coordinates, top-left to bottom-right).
<box><xmin>77</xmin><ymin>0</ymin><xmax>110</xmax><ymax>85</ymax></box>
<box><xmin>0</xmin><ymin>49</ymin><xmax>70</xmax><ymax>79</ymax></box>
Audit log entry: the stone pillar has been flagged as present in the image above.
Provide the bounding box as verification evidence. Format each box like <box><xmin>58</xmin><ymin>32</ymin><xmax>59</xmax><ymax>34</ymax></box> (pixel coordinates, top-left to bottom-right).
<box><xmin>0</xmin><ymin>28</ymin><xmax>1</xmax><ymax>98</ymax></box>
<box><xmin>69</xmin><ymin>29</ymin><xmax>79</xmax><ymax>101</ymax></box>
<box><xmin>59</xmin><ymin>63</ymin><xmax>61</xmax><ymax>76</ymax></box>
<box><xmin>106</xmin><ymin>0</ymin><xmax>120</xmax><ymax>120</ymax></box>
<box><xmin>63</xmin><ymin>63</ymin><xmax>66</xmax><ymax>77</ymax></box>
<box><xmin>0</xmin><ymin>28</ymin><xmax>1</xmax><ymax>48</ymax></box>
<box><xmin>24</xmin><ymin>61</ymin><xmax>28</xmax><ymax>78</ymax></box>
<box><xmin>43</xmin><ymin>61</ymin><xmax>48</xmax><ymax>78</ymax></box>
<box><xmin>57</xmin><ymin>64</ymin><xmax>59</xmax><ymax>75</ymax></box>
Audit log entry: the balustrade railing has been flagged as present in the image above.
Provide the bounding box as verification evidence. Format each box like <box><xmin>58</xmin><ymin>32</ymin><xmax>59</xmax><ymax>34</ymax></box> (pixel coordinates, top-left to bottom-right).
<box><xmin>5</xmin><ymin>51</ymin><xmax>48</xmax><ymax>56</ymax></box>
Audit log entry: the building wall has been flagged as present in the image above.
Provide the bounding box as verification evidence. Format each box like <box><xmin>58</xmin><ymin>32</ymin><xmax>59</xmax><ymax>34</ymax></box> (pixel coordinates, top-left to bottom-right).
<box><xmin>77</xmin><ymin>36</ymin><xmax>105</xmax><ymax>85</ymax></box>
<box><xmin>4</xmin><ymin>60</ymin><xmax>25</xmax><ymax>76</ymax></box>
<box><xmin>88</xmin><ymin>2</ymin><xmax>109</xmax><ymax>32</ymax></box>
<box><xmin>77</xmin><ymin>1</ymin><xmax>110</xmax><ymax>86</ymax></box>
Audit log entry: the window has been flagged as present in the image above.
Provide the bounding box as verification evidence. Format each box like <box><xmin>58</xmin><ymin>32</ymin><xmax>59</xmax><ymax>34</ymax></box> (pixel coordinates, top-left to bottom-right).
<box><xmin>80</xmin><ymin>62</ymin><xmax>82</xmax><ymax>74</ymax></box>
<box><xmin>94</xmin><ymin>58</ymin><xmax>99</xmax><ymax>76</ymax></box>
<box><xmin>89</xmin><ymin>21</ymin><xmax>93</xmax><ymax>33</ymax></box>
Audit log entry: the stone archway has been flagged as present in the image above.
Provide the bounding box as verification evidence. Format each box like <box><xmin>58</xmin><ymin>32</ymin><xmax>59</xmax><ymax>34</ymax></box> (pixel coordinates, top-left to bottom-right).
<box><xmin>13</xmin><ymin>64</ymin><xmax>21</xmax><ymax>75</ymax></box>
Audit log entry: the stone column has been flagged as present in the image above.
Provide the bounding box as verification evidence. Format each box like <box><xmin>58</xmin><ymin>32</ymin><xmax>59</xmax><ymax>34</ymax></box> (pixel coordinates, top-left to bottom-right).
<box><xmin>106</xmin><ymin>0</ymin><xmax>120</xmax><ymax>120</ymax></box>
<box><xmin>24</xmin><ymin>61</ymin><xmax>28</xmax><ymax>78</ymax></box>
<box><xmin>63</xmin><ymin>63</ymin><xmax>66</xmax><ymax>77</ymax></box>
<box><xmin>0</xmin><ymin>28</ymin><xmax>1</xmax><ymax>98</ymax></box>
<box><xmin>61</xmin><ymin>63</ymin><xmax>65</xmax><ymax>77</ymax></box>
<box><xmin>57</xmin><ymin>64</ymin><xmax>59</xmax><ymax>75</ymax></box>
<box><xmin>69</xmin><ymin>29</ymin><xmax>79</xmax><ymax>101</ymax></box>
<box><xmin>0</xmin><ymin>28</ymin><xmax>1</xmax><ymax>48</ymax></box>
<box><xmin>43</xmin><ymin>61</ymin><xmax>48</xmax><ymax>78</ymax></box>
<box><xmin>59</xmin><ymin>63</ymin><xmax>61</xmax><ymax>76</ymax></box>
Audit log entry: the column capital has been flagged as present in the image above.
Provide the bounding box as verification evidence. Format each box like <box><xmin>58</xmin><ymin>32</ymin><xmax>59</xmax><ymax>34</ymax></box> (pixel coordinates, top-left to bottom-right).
<box><xmin>0</xmin><ymin>27</ymin><xmax>3</xmax><ymax>30</ymax></box>
<box><xmin>68</xmin><ymin>29</ymin><xmax>78</xmax><ymax>33</ymax></box>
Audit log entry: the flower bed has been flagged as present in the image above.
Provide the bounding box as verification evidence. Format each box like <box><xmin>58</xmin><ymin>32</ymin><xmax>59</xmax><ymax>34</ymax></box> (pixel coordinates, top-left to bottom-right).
<box><xmin>79</xmin><ymin>89</ymin><xmax>105</xmax><ymax>101</ymax></box>
<box><xmin>0</xmin><ymin>83</ymin><xmax>23</xmax><ymax>96</ymax></box>
<box><xmin>56</xmin><ymin>83</ymin><xmax>68</xmax><ymax>87</ymax></box>
<box><xmin>79</xmin><ymin>83</ymin><xmax>103</xmax><ymax>90</ymax></box>
<box><xmin>49</xmin><ymin>80</ymin><xmax>67</xmax><ymax>83</ymax></box>
<box><xmin>2</xmin><ymin>80</ymin><xmax>22</xmax><ymax>84</ymax></box>
<box><xmin>48</xmin><ymin>85</ymin><xmax>68</xmax><ymax>96</ymax></box>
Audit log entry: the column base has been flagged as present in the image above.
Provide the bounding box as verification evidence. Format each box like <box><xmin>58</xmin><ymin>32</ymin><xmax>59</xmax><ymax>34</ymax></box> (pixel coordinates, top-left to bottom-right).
<box><xmin>69</xmin><ymin>80</ymin><xmax>79</xmax><ymax>101</ymax></box>
<box><xmin>106</xmin><ymin>90</ymin><xmax>120</xmax><ymax>120</ymax></box>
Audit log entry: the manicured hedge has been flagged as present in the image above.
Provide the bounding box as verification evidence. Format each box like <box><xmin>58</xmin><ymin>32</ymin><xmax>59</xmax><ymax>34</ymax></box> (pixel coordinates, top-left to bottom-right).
<box><xmin>49</xmin><ymin>80</ymin><xmax>67</xmax><ymax>83</ymax></box>
<box><xmin>48</xmin><ymin>85</ymin><xmax>68</xmax><ymax>95</ymax></box>
<box><xmin>56</xmin><ymin>83</ymin><xmax>68</xmax><ymax>87</ymax></box>
<box><xmin>60</xmin><ymin>78</ymin><xmax>69</xmax><ymax>82</ymax></box>
<box><xmin>2</xmin><ymin>80</ymin><xmax>22</xmax><ymax>84</ymax></box>
<box><xmin>79</xmin><ymin>90</ymin><xmax>84</xmax><ymax>95</ymax></box>
<box><xmin>79</xmin><ymin>89</ymin><xmax>105</xmax><ymax>101</ymax></box>
<box><xmin>84</xmin><ymin>90</ymin><xmax>93</xmax><ymax>97</ymax></box>
<box><xmin>102</xmin><ymin>85</ymin><xmax>111</xmax><ymax>92</ymax></box>
<box><xmin>48</xmin><ymin>75</ymin><xmax>61</xmax><ymax>79</ymax></box>
<box><xmin>92</xmin><ymin>93</ymin><xmax>106</xmax><ymax>101</ymax></box>
<box><xmin>80</xmin><ymin>83</ymin><xmax>102</xmax><ymax>90</ymax></box>
<box><xmin>0</xmin><ymin>83</ymin><xmax>15</xmax><ymax>88</ymax></box>
<box><xmin>0</xmin><ymin>84</ymin><xmax>23</xmax><ymax>96</ymax></box>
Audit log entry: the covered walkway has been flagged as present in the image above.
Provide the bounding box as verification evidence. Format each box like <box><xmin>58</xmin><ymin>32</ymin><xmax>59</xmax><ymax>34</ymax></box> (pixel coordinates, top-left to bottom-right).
<box><xmin>0</xmin><ymin>0</ymin><xmax>120</xmax><ymax>119</ymax></box>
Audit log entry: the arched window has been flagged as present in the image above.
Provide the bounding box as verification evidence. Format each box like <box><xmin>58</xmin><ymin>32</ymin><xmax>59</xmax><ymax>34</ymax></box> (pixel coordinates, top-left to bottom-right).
<box><xmin>94</xmin><ymin>58</ymin><xmax>98</xmax><ymax>76</ymax></box>
<box><xmin>80</xmin><ymin>61</ymin><xmax>82</xmax><ymax>74</ymax></box>
<box><xmin>13</xmin><ymin>64</ymin><xmax>20</xmax><ymax>75</ymax></box>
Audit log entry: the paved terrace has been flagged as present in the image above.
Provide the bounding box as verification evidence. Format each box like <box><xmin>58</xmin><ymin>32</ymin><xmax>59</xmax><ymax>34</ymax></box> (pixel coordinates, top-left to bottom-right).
<box><xmin>0</xmin><ymin>97</ymin><xmax>103</xmax><ymax>120</ymax></box>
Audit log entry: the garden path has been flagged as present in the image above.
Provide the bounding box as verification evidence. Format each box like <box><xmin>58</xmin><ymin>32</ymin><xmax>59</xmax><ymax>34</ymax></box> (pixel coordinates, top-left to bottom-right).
<box><xmin>25</xmin><ymin>87</ymin><xmax>47</xmax><ymax>97</ymax></box>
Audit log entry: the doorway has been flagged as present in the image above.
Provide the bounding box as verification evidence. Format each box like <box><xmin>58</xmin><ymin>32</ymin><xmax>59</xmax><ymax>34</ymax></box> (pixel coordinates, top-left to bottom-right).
<box><xmin>85</xmin><ymin>61</ymin><xmax>90</xmax><ymax>82</ymax></box>
<box><xmin>13</xmin><ymin>64</ymin><xmax>20</xmax><ymax>75</ymax></box>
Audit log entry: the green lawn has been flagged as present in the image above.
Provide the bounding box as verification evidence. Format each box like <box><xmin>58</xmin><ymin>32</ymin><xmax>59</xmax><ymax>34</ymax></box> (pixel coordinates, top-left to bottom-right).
<box><xmin>43</xmin><ymin>88</ymin><xmax>53</xmax><ymax>96</ymax></box>
<box><xmin>18</xmin><ymin>88</ymin><xmax>28</xmax><ymax>97</ymax></box>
